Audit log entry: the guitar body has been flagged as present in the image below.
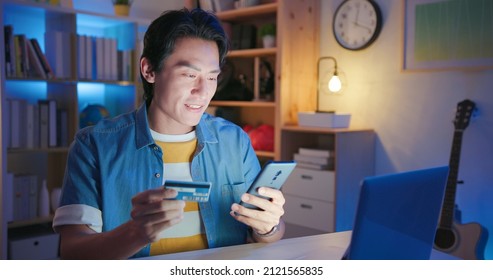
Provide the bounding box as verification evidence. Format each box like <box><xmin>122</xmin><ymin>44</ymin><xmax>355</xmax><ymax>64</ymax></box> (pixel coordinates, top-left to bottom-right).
<box><xmin>434</xmin><ymin>222</ymin><xmax>488</xmax><ymax>260</ymax></box>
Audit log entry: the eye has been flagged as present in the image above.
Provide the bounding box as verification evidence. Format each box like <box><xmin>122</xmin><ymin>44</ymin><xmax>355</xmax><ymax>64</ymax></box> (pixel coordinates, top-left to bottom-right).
<box><xmin>207</xmin><ymin>74</ymin><xmax>219</xmax><ymax>81</ymax></box>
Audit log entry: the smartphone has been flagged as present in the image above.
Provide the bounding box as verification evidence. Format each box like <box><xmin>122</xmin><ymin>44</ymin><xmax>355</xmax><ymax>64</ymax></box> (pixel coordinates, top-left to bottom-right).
<box><xmin>239</xmin><ymin>160</ymin><xmax>297</xmax><ymax>210</ymax></box>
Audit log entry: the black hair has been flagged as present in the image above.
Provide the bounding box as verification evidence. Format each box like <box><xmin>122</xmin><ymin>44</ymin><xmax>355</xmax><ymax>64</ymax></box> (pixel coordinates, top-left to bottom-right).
<box><xmin>140</xmin><ymin>8</ymin><xmax>229</xmax><ymax>107</ymax></box>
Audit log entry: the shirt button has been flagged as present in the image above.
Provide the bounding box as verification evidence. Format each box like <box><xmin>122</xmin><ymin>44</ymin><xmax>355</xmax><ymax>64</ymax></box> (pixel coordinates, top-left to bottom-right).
<box><xmin>155</xmin><ymin>173</ymin><xmax>161</xmax><ymax>178</ymax></box>
<box><xmin>153</xmin><ymin>146</ymin><xmax>159</xmax><ymax>151</ymax></box>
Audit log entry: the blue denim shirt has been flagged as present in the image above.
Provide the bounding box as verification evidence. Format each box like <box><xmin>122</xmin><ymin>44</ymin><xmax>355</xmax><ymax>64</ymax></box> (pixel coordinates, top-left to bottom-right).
<box><xmin>54</xmin><ymin>103</ymin><xmax>261</xmax><ymax>258</ymax></box>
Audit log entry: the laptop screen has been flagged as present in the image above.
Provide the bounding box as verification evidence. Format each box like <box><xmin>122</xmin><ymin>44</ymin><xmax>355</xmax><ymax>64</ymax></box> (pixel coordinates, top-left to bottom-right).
<box><xmin>344</xmin><ymin>166</ymin><xmax>448</xmax><ymax>260</ymax></box>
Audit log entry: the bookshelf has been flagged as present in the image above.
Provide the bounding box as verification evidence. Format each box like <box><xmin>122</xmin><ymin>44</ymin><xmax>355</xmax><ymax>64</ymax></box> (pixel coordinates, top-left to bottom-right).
<box><xmin>210</xmin><ymin>0</ymin><xmax>375</xmax><ymax>237</ymax></box>
<box><xmin>0</xmin><ymin>0</ymin><xmax>149</xmax><ymax>259</ymax></box>
<box><xmin>210</xmin><ymin>0</ymin><xmax>321</xmax><ymax>161</ymax></box>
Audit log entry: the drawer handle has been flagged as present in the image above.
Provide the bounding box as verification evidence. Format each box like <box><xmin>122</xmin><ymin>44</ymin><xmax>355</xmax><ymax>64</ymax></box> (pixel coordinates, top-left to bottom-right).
<box><xmin>301</xmin><ymin>175</ymin><xmax>313</xmax><ymax>180</ymax></box>
<box><xmin>300</xmin><ymin>203</ymin><xmax>313</xmax><ymax>209</ymax></box>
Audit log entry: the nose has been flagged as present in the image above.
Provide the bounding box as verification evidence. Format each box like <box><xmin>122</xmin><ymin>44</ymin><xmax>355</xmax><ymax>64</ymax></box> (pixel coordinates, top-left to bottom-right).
<box><xmin>192</xmin><ymin>76</ymin><xmax>209</xmax><ymax>97</ymax></box>
<box><xmin>192</xmin><ymin>76</ymin><xmax>217</xmax><ymax>99</ymax></box>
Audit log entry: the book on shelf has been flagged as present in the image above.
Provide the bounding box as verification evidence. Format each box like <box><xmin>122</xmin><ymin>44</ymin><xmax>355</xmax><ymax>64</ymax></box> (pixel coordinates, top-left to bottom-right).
<box><xmin>30</xmin><ymin>38</ymin><xmax>55</xmax><ymax>79</ymax></box>
<box><xmin>294</xmin><ymin>146</ymin><xmax>335</xmax><ymax>171</ymax></box>
<box><xmin>111</xmin><ymin>38</ymin><xmax>118</xmax><ymax>81</ymax></box>
<box><xmin>45</xmin><ymin>30</ymin><xmax>72</xmax><ymax>79</ymax></box>
<box><xmin>77</xmin><ymin>34</ymin><xmax>86</xmax><ymax>79</ymax></box>
<box><xmin>38</xmin><ymin>99</ymin><xmax>58</xmax><ymax>148</ymax></box>
<box><xmin>4</xmin><ymin>25</ymin><xmax>16</xmax><ymax>77</ymax></box>
<box><xmin>298</xmin><ymin>147</ymin><xmax>334</xmax><ymax>158</ymax></box>
<box><xmin>239</xmin><ymin>24</ymin><xmax>257</xmax><ymax>49</ymax></box>
<box><xmin>57</xmin><ymin>109</ymin><xmax>69</xmax><ymax>147</ymax></box>
<box><xmin>25</xmin><ymin>38</ymin><xmax>47</xmax><ymax>79</ymax></box>
<box><xmin>13</xmin><ymin>174</ymin><xmax>38</xmax><ymax>221</ymax></box>
<box><xmin>26</xmin><ymin>103</ymin><xmax>40</xmax><ymax>149</ymax></box>
<box><xmin>8</xmin><ymin>98</ymin><xmax>28</xmax><ymax>148</ymax></box>
<box><xmin>13</xmin><ymin>34</ymin><xmax>29</xmax><ymax>78</ymax></box>
<box><xmin>296</xmin><ymin>162</ymin><xmax>333</xmax><ymax>171</ymax></box>
<box><xmin>103</xmin><ymin>38</ymin><xmax>111</xmax><ymax>80</ymax></box>
<box><xmin>117</xmin><ymin>49</ymin><xmax>132</xmax><ymax>81</ymax></box>
<box><xmin>294</xmin><ymin>153</ymin><xmax>333</xmax><ymax>165</ymax></box>
<box><xmin>212</xmin><ymin>0</ymin><xmax>235</xmax><ymax>12</ymax></box>
<box><xmin>85</xmin><ymin>34</ymin><xmax>93</xmax><ymax>80</ymax></box>
<box><xmin>80</xmin><ymin>35</ymin><xmax>125</xmax><ymax>81</ymax></box>
<box><xmin>230</xmin><ymin>24</ymin><xmax>242</xmax><ymax>50</ymax></box>
<box><xmin>95</xmin><ymin>36</ymin><xmax>104</xmax><ymax>80</ymax></box>
<box><xmin>7</xmin><ymin>98</ymin><xmax>67</xmax><ymax>149</ymax></box>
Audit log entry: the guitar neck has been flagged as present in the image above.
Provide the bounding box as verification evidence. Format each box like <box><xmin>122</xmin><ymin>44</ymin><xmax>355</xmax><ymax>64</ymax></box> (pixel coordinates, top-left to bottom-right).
<box><xmin>439</xmin><ymin>130</ymin><xmax>463</xmax><ymax>228</ymax></box>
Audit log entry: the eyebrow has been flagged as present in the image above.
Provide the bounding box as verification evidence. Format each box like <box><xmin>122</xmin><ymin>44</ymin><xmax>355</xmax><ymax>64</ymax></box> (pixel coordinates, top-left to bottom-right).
<box><xmin>174</xmin><ymin>60</ymin><xmax>221</xmax><ymax>74</ymax></box>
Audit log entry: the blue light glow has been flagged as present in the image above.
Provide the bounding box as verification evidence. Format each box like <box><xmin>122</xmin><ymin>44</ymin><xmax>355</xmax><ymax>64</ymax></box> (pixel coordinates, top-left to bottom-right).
<box><xmin>5</xmin><ymin>81</ymin><xmax>47</xmax><ymax>103</ymax></box>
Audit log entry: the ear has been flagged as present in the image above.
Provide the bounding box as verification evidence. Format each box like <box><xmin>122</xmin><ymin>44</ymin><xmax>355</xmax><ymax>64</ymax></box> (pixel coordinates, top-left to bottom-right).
<box><xmin>140</xmin><ymin>57</ymin><xmax>155</xmax><ymax>83</ymax></box>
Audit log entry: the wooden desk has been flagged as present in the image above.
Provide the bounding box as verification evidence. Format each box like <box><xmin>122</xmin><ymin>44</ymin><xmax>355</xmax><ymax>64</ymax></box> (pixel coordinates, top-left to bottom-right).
<box><xmin>138</xmin><ymin>231</ymin><xmax>457</xmax><ymax>260</ymax></box>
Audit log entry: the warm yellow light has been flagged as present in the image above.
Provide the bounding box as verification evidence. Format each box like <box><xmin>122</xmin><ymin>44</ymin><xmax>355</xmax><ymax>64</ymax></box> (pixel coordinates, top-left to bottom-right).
<box><xmin>328</xmin><ymin>75</ymin><xmax>342</xmax><ymax>93</ymax></box>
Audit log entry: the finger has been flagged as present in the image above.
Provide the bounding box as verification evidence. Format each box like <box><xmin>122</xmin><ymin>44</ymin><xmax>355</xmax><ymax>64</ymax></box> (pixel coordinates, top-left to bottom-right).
<box><xmin>240</xmin><ymin>192</ymin><xmax>283</xmax><ymax>214</ymax></box>
<box><xmin>148</xmin><ymin>216</ymin><xmax>184</xmax><ymax>241</ymax></box>
<box><xmin>132</xmin><ymin>188</ymin><xmax>170</xmax><ymax>205</ymax></box>
<box><xmin>230</xmin><ymin>205</ymin><xmax>279</xmax><ymax>234</ymax></box>
<box><xmin>162</xmin><ymin>188</ymin><xmax>179</xmax><ymax>199</ymax></box>
<box><xmin>131</xmin><ymin>199</ymin><xmax>185</xmax><ymax>219</ymax></box>
<box><xmin>130</xmin><ymin>212</ymin><xmax>184</xmax><ymax>243</ymax></box>
<box><xmin>257</xmin><ymin>187</ymin><xmax>285</xmax><ymax>206</ymax></box>
<box><xmin>132</xmin><ymin>207</ymin><xmax>184</xmax><ymax>225</ymax></box>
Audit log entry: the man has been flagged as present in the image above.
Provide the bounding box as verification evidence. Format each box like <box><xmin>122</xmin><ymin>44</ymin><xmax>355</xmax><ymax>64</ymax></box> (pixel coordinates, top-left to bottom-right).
<box><xmin>53</xmin><ymin>8</ymin><xmax>286</xmax><ymax>259</ymax></box>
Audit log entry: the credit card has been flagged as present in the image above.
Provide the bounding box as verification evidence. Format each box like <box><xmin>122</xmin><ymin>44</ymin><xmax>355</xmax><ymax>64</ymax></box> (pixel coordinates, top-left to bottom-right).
<box><xmin>164</xmin><ymin>180</ymin><xmax>212</xmax><ymax>202</ymax></box>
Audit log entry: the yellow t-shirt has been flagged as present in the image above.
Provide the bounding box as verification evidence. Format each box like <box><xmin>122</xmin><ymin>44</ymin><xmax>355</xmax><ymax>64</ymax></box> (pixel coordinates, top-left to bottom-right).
<box><xmin>149</xmin><ymin>130</ymin><xmax>208</xmax><ymax>255</ymax></box>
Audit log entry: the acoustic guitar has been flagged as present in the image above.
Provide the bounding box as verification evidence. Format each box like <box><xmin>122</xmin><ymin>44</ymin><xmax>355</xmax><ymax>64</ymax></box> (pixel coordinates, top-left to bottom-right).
<box><xmin>433</xmin><ymin>99</ymin><xmax>488</xmax><ymax>260</ymax></box>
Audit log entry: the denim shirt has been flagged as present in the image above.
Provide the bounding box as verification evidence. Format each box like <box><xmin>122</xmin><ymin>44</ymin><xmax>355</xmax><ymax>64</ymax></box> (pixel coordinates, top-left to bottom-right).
<box><xmin>54</xmin><ymin>103</ymin><xmax>261</xmax><ymax>258</ymax></box>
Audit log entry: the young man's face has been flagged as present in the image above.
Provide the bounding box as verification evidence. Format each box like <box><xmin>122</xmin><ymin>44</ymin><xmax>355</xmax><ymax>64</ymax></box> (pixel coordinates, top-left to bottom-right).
<box><xmin>146</xmin><ymin>37</ymin><xmax>221</xmax><ymax>134</ymax></box>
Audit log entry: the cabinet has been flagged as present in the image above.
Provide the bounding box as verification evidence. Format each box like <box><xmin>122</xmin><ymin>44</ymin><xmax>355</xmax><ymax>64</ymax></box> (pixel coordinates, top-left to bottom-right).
<box><xmin>0</xmin><ymin>0</ymin><xmax>148</xmax><ymax>259</ymax></box>
<box><xmin>212</xmin><ymin>0</ymin><xmax>321</xmax><ymax>161</ymax></box>
<box><xmin>281</xmin><ymin>126</ymin><xmax>375</xmax><ymax>237</ymax></box>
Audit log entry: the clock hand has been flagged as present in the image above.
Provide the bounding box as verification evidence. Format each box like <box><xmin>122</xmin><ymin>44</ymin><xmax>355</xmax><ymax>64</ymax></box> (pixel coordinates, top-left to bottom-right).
<box><xmin>353</xmin><ymin>21</ymin><xmax>372</xmax><ymax>32</ymax></box>
<box><xmin>355</xmin><ymin>4</ymin><xmax>360</xmax><ymax>22</ymax></box>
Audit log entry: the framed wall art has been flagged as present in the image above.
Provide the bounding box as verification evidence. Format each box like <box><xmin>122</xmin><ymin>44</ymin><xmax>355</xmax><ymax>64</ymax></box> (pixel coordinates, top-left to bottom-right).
<box><xmin>403</xmin><ymin>0</ymin><xmax>493</xmax><ymax>71</ymax></box>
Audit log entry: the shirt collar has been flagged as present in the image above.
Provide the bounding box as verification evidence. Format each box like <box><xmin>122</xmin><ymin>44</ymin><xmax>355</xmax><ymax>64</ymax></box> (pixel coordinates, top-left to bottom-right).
<box><xmin>135</xmin><ymin>103</ymin><xmax>154</xmax><ymax>149</ymax></box>
<box><xmin>134</xmin><ymin>103</ymin><xmax>219</xmax><ymax>149</ymax></box>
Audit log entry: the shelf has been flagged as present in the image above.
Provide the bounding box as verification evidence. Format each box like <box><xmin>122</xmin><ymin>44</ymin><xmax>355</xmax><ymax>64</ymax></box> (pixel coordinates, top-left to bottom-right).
<box><xmin>282</xmin><ymin>125</ymin><xmax>374</xmax><ymax>134</ymax></box>
<box><xmin>7</xmin><ymin>147</ymin><xmax>70</xmax><ymax>154</ymax></box>
<box><xmin>6</xmin><ymin>77</ymin><xmax>77</xmax><ymax>84</ymax></box>
<box><xmin>7</xmin><ymin>215</ymin><xmax>54</xmax><ymax>229</ymax></box>
<box><xmin>6</xmin><ymin>78</ymin><xmax>135</xmax><ymax>85</ymax></box>
<box><xmin>228</xmin><ymin>48</ymin><xmax>277</xmax><ymax>58</ymax></box>
<box><xmin>215</xmin><ymin>3</ymin><xmax>278</xmax><ymax>21</ymax></box>
<box><xmin>210</xmin><ymin>100</ymin><xmax>275</xmax><ymax>107</ymax></box>
<box><xmin>255</xmin><ymin>150</ymin><xmax>275</xmax><ymax>158</ymax></box>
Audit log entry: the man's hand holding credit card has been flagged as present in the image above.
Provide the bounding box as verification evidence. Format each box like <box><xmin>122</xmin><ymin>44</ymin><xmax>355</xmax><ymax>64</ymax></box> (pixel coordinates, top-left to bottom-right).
<box><xmin>164</xmin><ymin>180</ymin><xmax>212</xmax><ymax>202</ymax></box>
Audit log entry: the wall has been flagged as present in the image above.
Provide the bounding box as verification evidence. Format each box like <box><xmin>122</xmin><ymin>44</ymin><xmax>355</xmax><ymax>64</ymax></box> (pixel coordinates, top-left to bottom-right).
<box><xmin>320</xmin><ymin>0</ymin><xmax>493</xmax><ymax>259</ymax></box>
<box><xmin>75</xmin><ymin>0</ymin><xmax>493</xmax><ymax>259</ymax></box>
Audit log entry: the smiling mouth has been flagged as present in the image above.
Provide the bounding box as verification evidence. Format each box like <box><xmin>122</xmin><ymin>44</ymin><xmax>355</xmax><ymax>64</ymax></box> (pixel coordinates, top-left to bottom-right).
<box><xmin>186</xmin><ymin>104</ymin><xmax>203</xmax><ymax>109</ymax></box>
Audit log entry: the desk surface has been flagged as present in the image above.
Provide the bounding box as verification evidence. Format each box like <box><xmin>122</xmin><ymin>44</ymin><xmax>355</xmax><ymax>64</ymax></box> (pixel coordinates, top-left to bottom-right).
<box><xmin>139</xmin><ymin>231</ymin><xmax>456</xmax><ymax>260</ymax></box>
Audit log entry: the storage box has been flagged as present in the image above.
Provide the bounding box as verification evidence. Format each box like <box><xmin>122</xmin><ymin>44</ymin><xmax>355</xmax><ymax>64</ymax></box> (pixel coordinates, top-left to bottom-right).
<box><xmin>8</xmin><ymin>232</ymin><xmax>60</xmax><ymax>260</ymax></box>
<box><xmin>298</xmin><ymin>112</ymin><xmax>351</xmax><ymax>128</ymax></box>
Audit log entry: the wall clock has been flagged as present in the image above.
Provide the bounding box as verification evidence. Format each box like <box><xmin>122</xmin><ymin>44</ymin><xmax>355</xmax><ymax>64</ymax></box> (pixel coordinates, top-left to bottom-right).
<box><xmin>333</xmin><ymin>0</ymin><xmax>383</xmax><ymax>50</ymax></box>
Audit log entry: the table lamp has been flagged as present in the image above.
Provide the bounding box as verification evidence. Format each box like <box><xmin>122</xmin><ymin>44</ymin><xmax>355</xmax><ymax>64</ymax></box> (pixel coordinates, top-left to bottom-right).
<box><xmin>297</xmin><ymin>56</ymin><xmax>351</xmax><ymax>128</ymax></box>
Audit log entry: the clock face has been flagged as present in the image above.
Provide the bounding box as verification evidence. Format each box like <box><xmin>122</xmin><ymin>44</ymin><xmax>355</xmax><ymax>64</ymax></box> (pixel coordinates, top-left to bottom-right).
<box><xmin>333</xmin><ymin>0</ymin><xmax>382</xmax><ymax>50</ymax></box>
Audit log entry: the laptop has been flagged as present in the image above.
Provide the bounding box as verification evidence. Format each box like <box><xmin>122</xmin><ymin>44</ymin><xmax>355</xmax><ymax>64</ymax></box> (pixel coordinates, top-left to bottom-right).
<box><xmin>343</xmin><ymin>166</ymin><xmax>449</xmax><ymax>260</ymax></box>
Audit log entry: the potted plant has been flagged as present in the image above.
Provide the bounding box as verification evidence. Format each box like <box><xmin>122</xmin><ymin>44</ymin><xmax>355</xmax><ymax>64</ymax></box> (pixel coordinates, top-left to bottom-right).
<box><xmin>259</xmin><ymin>23</ymin><xmax>276</xmax><ymax>48</ymax></box>
<box><xmin>112</xmin><ymin>0</ymin><xmax>133</xmax><ymax>16</ymax></box>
